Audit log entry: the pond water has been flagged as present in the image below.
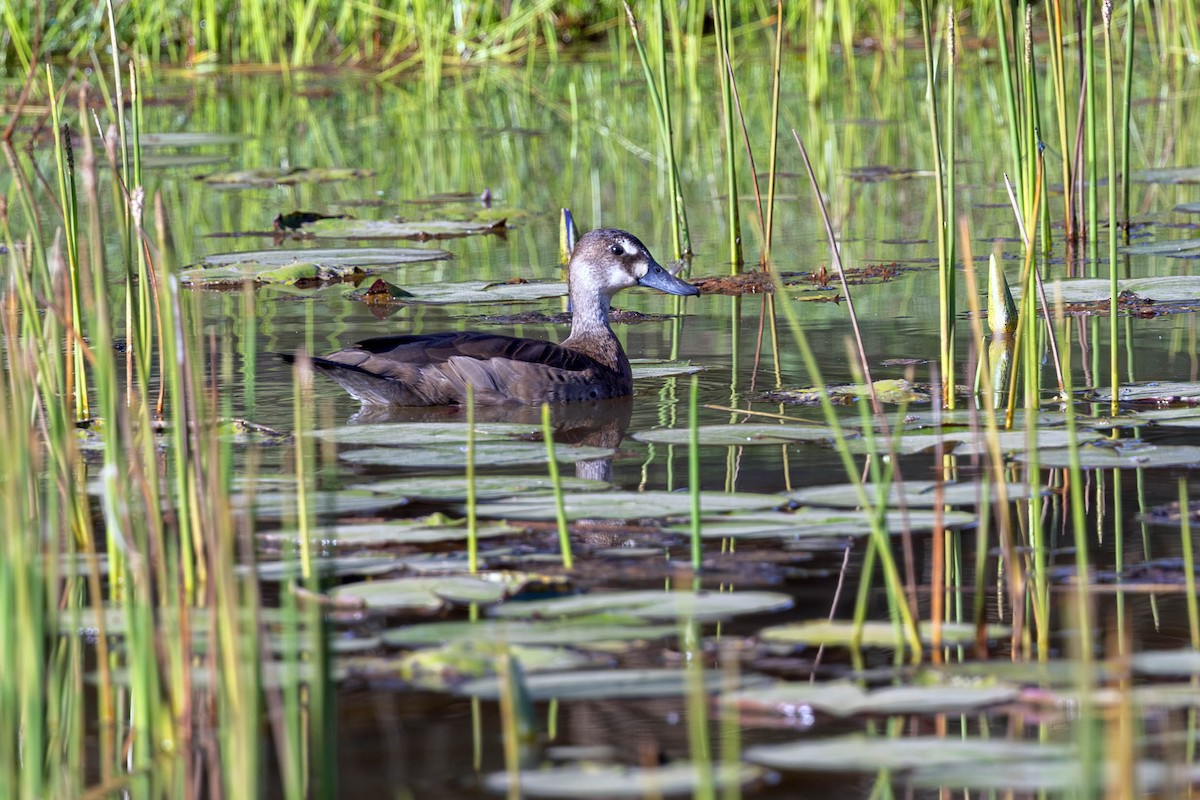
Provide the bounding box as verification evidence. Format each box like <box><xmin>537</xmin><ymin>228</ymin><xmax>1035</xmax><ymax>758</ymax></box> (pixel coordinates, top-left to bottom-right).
<box><xmin>10</xmin><ymin>38</ymin><xmax>1200</xmax><ymax>799</ymax></box>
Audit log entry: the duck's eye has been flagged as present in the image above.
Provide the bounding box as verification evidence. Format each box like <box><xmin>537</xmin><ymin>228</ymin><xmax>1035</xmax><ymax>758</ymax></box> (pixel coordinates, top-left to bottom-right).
<box><xmin>609</xmin><ymin>244</ymin><xmax>624</xmax><ymax>255</ymax></box>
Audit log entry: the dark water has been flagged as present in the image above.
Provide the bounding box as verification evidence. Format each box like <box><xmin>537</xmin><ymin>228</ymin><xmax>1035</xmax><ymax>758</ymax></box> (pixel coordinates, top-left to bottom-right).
<box><xmin>12</xmin><ymin>50</ymin><xmax>1200</xmax><ymax>797</ymax></box>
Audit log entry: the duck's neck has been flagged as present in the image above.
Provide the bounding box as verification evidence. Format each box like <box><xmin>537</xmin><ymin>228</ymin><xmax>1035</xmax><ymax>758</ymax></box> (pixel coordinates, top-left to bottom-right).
<box><xmin>561</xmin><ymin>283</ymin><xmax>628</xmax><ymax>376</ymax></box>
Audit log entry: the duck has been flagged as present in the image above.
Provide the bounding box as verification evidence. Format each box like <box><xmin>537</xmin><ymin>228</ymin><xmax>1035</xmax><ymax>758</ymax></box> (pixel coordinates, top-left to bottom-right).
<box><xmin>288</xmin><ymin>228</ymin><xmax>700</xmax><ymax>406</ymax></box>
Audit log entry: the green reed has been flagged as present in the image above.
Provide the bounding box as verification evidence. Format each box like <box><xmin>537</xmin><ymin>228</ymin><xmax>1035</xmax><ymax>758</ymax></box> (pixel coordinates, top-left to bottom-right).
<box><xmin>761</xmin><ymin>0</ymin><xmax>784</xmax><ymax>267</ymax></box>
<box><xmin>712</xmin><ymin>0</ymin><xmax>742</xmax><ymax>271</ymax></box>
<box><xmin>541</xmin><ymin>402</ymin><xmax>574</xmax><ymax>570</ymax></box>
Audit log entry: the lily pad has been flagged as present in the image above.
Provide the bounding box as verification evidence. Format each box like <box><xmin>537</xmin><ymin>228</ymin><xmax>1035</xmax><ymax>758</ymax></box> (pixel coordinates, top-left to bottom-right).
<box><xmin>138</xmin><ymin>132</ymin><xmax>248</xmax><ymax>147</ymax></box>
<box><xmin>196</xmin><ymin>166</ymin><xmax>373</xmax><ymax>187</ymax></box>
<box><xmin>726</xmin><ymin>681</ymin><xmax>1018</xmax><ymax>717</ymax></box>
<box><xmin>260</xmin><ymin>517</ymin><xmax>523</xmax><ymax>546</ymax></box>
<box><xmin>382</xmin><ymin>615</ymin><xmax>678</xmax><ymax>648</ymax></box>
<box><xmin>1131</xmin><ymin>650</ymin><xmax>1200</xmax><ymax>676</ymax></box>
<box><xmin>395</xmin><ymin>279</ymin><xmax>567</xmax><ymax>305</ymax></box>
<box><xmin>339</xmin><ymin>442</ymin><xmax>614</xmax><ymax>469</ymax></box>
<box><xmin>1133</xmin><ymin>166</ymin><xmax>1200</xmax><ymax>184</ymax></box>
<box><xmin>330</xmin><ymin>575</ymin><xmax>510</xmax><ymax>611</ymax></box>
<box><xmin>473</xmin><ymin>490</ymin><xmax>784</xmax><ymax>521</ymax></box>
<box><xmin>1015</xmin><ymin>443</ymin><xmax>1200</xmax><ymax>469</ymax></box>
<box><xmin>345</xmin><ymin>642</ymin><xmax>595</xmax><ymax>690</ymax></box>
<box><xmin>1017</xmin><ymin>275</ymin><xmax>1200</xmax><ymax>301</ymax></box>
<box><xmin>763</xmin><ymin>379</ymin><xmax>933</xmax><ymax>405</ymax></box>
<box><xmin>788</xmin><ymin>480</ymin><xmax>1041</xmax><ymax>509</ymax></box>
<box><xmin>234</xmin><ymin>489</ymin><xmax>407</xmax><ymax>520</ymax></box>
<box><xmin>459</xmin><ymin>668</ymin><xmax>768</xmax><ymax>701</ymax></box>
<box><xmin>312</xmin><ymin>421</ymin><xmax>540</xmax><ymax>445</ymax></box>
<box><xmin>1088</xmin><ymin>381</ymin><xmax>1200</xmax><ymax>403</ymax></box>
<box><xmin>758</xmin><ymin>619</ymin><xmax>1010</xmax><ymax>648</ymax></box>
<box><xmin>672</xmin><ymin>508</ymin><xmax>975</xmax><ymax>540</ymax></box>
<box><xmin>745</xmin><ymin>734</ymin><xmax>1071</xmax><ymax>773</ymax></box>
<box><xmin>489</xmin><ymin>589</ymin><xmax>793</xmax><ymax>622</ymax></box>
<box><xmin>182</xmin><ymin>247</ymin><xmax>448</xmax><ymax>288</ymax></box>
<box><xmin>252</xmin><ymin>555</ymin><xmax>398</xmax><ymax>581</ymax></box>
<box><xmin>629</xmin><ymin>359</ymin><xmax>705</xmax><ymax>378</ymax></box>
<box><xmin>484</xmin><ymin>763</ymin><xmax>763</xmax><ymax>798</ymax></box>
<box><xmin>304</xmin><ymin>217</ymin><xmax>506</xmax><ymax>240</ymax></box>
<box><xmin>350</xmin><ymin>475</ymin><xmax>610</xmax><ymax>502</ymax></box>
<box><xmin>632</xmin><ymin>424</ymin><xmax>843</xmax><ymax>446</ymax></box>
<box><xmin>884</xmin><ymin>427</ymin><xmax>1104</xmax><ymax>457</ymax></box>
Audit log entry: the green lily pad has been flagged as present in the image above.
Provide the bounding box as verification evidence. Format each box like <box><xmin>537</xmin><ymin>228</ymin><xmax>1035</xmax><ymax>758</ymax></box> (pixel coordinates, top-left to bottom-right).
<box><xmin>330</xmin><ymin>575</ymin><xmax>509</xmax><ymax>611</ymax></box>
<box><xmin>726</xmin><ymin>681</ymin><xmax>1018</xmax><ymax>717</ymax></box>
<box><xmin>305</xmin><ymin>217</ymin><xmax>506</xmax><ymax>239</ymax></box>
<box><xmin>382</xmin><ymin>615</ymin><xmax>678</xmax><ymax>648</ymax></box>
<box><xmin>260</xmin><ymin>517</ymin><xmax>522</xmax><ymax>546</ymax></box>
<box><xmin>910</xmin><ymin>758</ymin><xmax>1188</xmax><ymax>793</ymax></box>
<box><xmin>629</xmin><ymin>359</ymin><xmax>705</xmax><ymax>378</ymax></box>
<box><xmin>1088</xmin><ymin>381</ymin><xmax>1200</xmax><ymax>403</ymax></box>
<box><xmin>350</xmin><ymin>475</ymin><xmax>610</xmax><ymax>502</ymax></box>
<box><xmin>788</xmin><ymin>480</ymin><xmax>1041</xmax><ymax>508</ymax></box>
<box><xmin>232</xmin><ymin>489</ymin><xmax>406</xmax><ymax>520</ymax></box>
<box><xmin>763</xmin><ymin>379</ymin><xmax>933</xmax><ymax>405</ymax></box>
<box><xmin>879</xmin><ymin>427</ymin><xmax>1104</xmax><ymax>456</ymax></box>
<box><xmin>312</xmin><ymin>421</ymin><xmax>541</xmax><ymax>445</ymax></box>
<box><xmin>1017</xmin><ymin>275</ymin><xmax>1200</xmax><ymax>301</ymax></box>
<box><xmin>182</xmin><ymin>247</ymin><xmax>448</xmax><ymax>288</ymax></box>
<box><xmin>759</xmin><ymin>619</ymin><xmax>1010</xmax><ymax>648</ymax></box>
<box><xmin>459</xmin><ymin>668</ymin><xmax>768</xmax><ymax>701</ymax></box>
<box><xmin>1133</xmin><ymin>166</ymin><xmax>1200</xmax><ymax>184</ymax></box>
<box><xmin>339</xmin><ymin>441</ymin><xmax>614</xmax><ymax>469</ymax></box>
<box><xmin>1130</xmin><ymin>650</ymin><xmax>1200</xmax><ymax>676</ymax></box>
<box><xmin>1014</xmin><ymin>444</ymin><xmax>1200</xmax><ymax>469</ymax></box>
<box><xmin>484</xmin><ymin>763</ymin><xmax>764</xmax><ymax>798</ymax></box>
<box><xmin>252</xmin><ymin>555</ymin><xmax>398</xmax><ymax>581</ymax></box>
<box><xmin>745</xmin><ymin>734</ymin><xmax>1071</xmax><ymax>773</ymax></box>
<box><xmin>489</xmin><ymin>589</ymin><xmax>793</xmax><ymax>622</ymax></box>
<box><xmin>671</xmin><ymin>508</ymin><xmax>976</xmax><ymax>540</ymax></box>
<box><xmin>632</xmin><ymin>424</ymin><xmax>843</xmax><ymax>446</ymax></box>
<box><xmin>474</xmin><ymin>490</ymin><xmax>784</xmax><ymax>521</ymax></box>
<box><xmin>396</xmin><ymin>279</ymin><xmax>568</xmax><ymax>305</ymax></box>
<box><xmin>344</xmin><ymin>642</ymin><xmax>595</xmax><ymax>690</ymax></box>
<box><xmin>196</xmin><ymin>166</ymin><xmax>373</xmax><ymax>187</ymax></box>
<box><xmin>138</xmin><ymin>132</ymin><xmax>248</xmax><ymax>147</ymax></box>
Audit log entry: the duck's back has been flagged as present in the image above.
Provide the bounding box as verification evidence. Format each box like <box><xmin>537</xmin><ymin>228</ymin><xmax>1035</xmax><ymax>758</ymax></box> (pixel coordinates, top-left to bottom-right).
<box><xmin>308</xmin><ymin>331</ymin><xmax>630</xmax><ymax>406</ymax></box>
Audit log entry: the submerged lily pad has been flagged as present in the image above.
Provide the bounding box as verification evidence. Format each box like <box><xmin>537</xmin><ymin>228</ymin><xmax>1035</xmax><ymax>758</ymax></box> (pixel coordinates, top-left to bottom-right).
<box><xmin>339</xmin><ymin>442</ymin><xmax>614</xmax><ymax>469</ymax></box>
<box><xmin>758</xmin><ymin>620</ymin><xmax>1009</xmax><ymax>648</ymax></box>
<box><xmin>331</xmin><ymin>575</ymin><xmax>510</xmax><ymax>611</ymax></box>
<box><xmin>459</xmin><ymin>668</ymin><xmax>768</xmax><ymax>701</ymax></box>
<box><xmin>726</xmin><ymin>681</ymin><xmax>1018</xmax><ymax>718</ymax></box>
<box><xmin>382</xmin><ymin>615</ymin><xmax>678</xmax><ymax>648</ymax></box>
<box><xmin>350</xmin><ymin>475</ymin><xmax>610</xmax><ymax>502</ymax></box>
<box><xmin>484</xmin><ymin>763</ymin><xmax>763</xmax><ymax>798</ymax></box>
<box><xmin>182</xmin><ymin>247</ymin><xmax>448</xmax><ymax>288</ymax></box>
<box><xmin>745</xmin><ymin>734</ymin><xmax>1071</xmax><ymax>773</ymax></box>
<box><xmin>473</xmin><ymin>490</ymin><xmax>784</xmax><ymax>521</ymax></box>
<box><xmin>303</xmin><ymin>217</ymin><xmax>506</xmax><ymax>240</ymax></box>
<box><xmin>1015</xmin><ymin>443</ymin><xmax>1200</xmax><ymax>469</ymax></box>
<box><xmin>489</xmin><ymin>589</ymin><xmax>793</xmax><ymax>622</ymax></box>
<box><xmin>196</xmin><ymin>166</ymin><xmax>373</xmax><ymax>187</ymax></box>
<box><xmin>789</xmin><ymin>480</ymin><xmax>1040</xmax><ymax>509</ymax></box>
<box><xmin>632</xmin><ymin>424</ymin><xmax>843</xmax><ymax>446</ymax></box>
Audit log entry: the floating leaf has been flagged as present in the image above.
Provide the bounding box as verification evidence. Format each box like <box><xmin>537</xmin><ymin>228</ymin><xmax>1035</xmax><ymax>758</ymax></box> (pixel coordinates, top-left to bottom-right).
<box><xmin>303</xmin><ymin>217</ymin><xmax>507</xmax><ymax>240</ymax></box>
<box><xmin>196</xmin><ymin>166</ymin><xmax>373</xmax><ymax>187</ymax></box>
<box><xmin>474</xmin><ymin>490</ymin><xmax>784</xmax><ymax>521</ymax></box>
<box><xmin>1131</xmin><ymin>650</ymin><xmax>1200</xmax><ymax>676</ymax></box>
<box><xmin>1018</xmin><ymin>275</ymin><xmax>1200</xmax><ymax>301</ymax></box>
<box><xmin>459</xmin><ymin>668</ymin><xmax>768</xmax><ymax>701</ymax></box>
<box><xmin>633</xmin><ymin>424</ymin><xmax>843</xmax><ymax>446</ymax></box>
<box><xmin>629</xmin><ymin>359</ymin><xmax>704</xmax><ymax>378</ymax></box>
<box><xmin>884</xmin><ymin>428</ymin><xmax>1103</xmax><ymax>457</ymax></box>
<box><xmin>672</xmin><ymin>508</ymin><xmax>975</xmax><ymax>540</ymax></box>
<box><xmin>312</xmin><ymin>421</ymin><xmax>540</xmax><ymax>445</ymax></box>
<box><xmin>1015</xmin><ymin>444</ymin><xmax>1200</xmax><ymax>469</ymax></box>
<box><xmin>745</xmin><ymin>734</ymin><xmax>1071</xmax><ymax>774</ymax></box>
<box><xmin>759</xmin><ymin>620</ymin><xmax>1009</xmax><ymax>648</ymax></box>
<box><xmin>331</xmin><ymin>575</ymin><xmax>509</xmax><ymax>611</ymax></box>
<box><xmin>789</xmin><ymin>480</ymin><xmax>1041</xmax><ymax>508</ymax></box>
<box><xmin>339</xmin><ymin>441</ymin><xmax>614</xmax><ymax>469</ymax></box>
<box><xmin>382</xmin><ymin>616</ymin><xmax>677</xmax><ymax>648</ymax></box>
<box><xmin>763</xmin><ymin>379</ymin><xmax>933</xmax><ymax>405</ymax></box>
<box><xmin>260</xmin><ymin>517</ymin><xmax>522</xmax><ymax>546</ymax></box>
<box><xmin>392</xmin><ymin>279</ymin><xmax>567</xmax><ymax>305</ymax></box>
<box><xmin>182</xmin><ymin>247</ymin><xmax>448</xmax><ymax>288</ymax></box>
<box><xmin>484</xmin><ymin>763</ymin><xmax>763</xmax><ymax>798</ymax></box>
<box><xmin>489</xmin><ymin>589</ymin><xmax>793</xmax><ymax>622</ymax></box>
<box><xmin>726</xmin><ymin>681</ymin><xmax>1017</xmax><ymax>718</ymax></box>
<box><xmin>138</xmin><ymin>132</ymin><xmax>248</xmax><ymax>147</ymax></box>
<box><xmin>345</xmin><ymin>642</ymin><xmax>595</xmax><ymax>690</ymax></box>
<box><xmin>1089</xmin><ymin>381</ymin><xmax>1200</xmax><ymax>403</ymax></box>
<box><xmin>350</xmin><ymin>475</ymin><xmax>610</xmax><ymax>502</ymax></box>
<box><xmin>234</xmin><ymin>489</ymin><xmax>407</xmax><ymax>520</ymax></box>
<box><xmin>1133</xmin><ymin>166</ymin><xmax>1200</xmax><ymax>184</ymax></box>
<box><xmin>252</xmin><ymin>555</ymin><xmax>398</xmax><ymax>581</ymax></box>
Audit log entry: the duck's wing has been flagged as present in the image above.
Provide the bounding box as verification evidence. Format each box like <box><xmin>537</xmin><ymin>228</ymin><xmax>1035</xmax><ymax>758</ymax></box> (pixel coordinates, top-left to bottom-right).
<box><xmin>290</xmin><ymin>332</ymin><xmax>621</xmax><ymax>406</ymax></box>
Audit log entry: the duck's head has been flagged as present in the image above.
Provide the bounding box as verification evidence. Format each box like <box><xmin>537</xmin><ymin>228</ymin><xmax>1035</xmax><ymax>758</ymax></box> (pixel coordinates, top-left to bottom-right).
<box><xmin>569</xmin><ymin>228</ymin><xmax>700</xmax><ymax>300</ymax></box>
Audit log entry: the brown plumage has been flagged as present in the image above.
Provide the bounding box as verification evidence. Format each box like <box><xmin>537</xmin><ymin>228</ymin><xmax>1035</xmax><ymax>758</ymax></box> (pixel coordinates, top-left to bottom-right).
<box><xmin>286</xmin><ymin>228</ymin><xmax>700</xmax><ymax>406</ymax></box>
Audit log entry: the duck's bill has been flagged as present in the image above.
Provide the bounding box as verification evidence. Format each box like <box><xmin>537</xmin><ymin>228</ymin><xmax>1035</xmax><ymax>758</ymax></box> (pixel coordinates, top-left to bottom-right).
<box><xmin>638</xmin><ymin>262</ymin><xmax>701</xmax><ymax>296</ymax></box>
